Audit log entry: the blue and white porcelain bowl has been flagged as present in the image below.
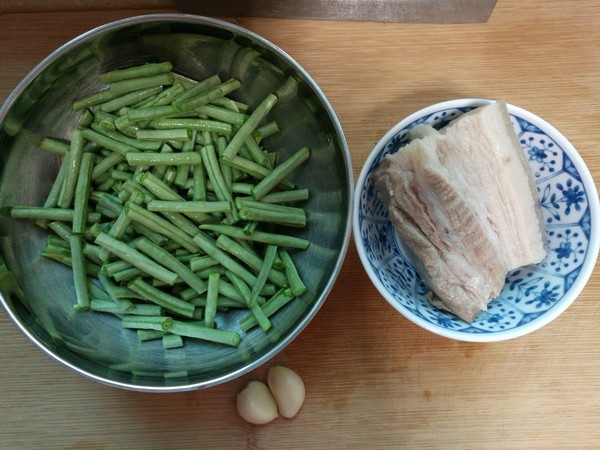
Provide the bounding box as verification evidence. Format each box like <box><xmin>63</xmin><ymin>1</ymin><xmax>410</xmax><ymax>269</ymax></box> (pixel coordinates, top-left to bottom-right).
<box><xmin>354</xmin><ymin>99</ymin><xmax>599</xmax><ymax>342</ymax></box>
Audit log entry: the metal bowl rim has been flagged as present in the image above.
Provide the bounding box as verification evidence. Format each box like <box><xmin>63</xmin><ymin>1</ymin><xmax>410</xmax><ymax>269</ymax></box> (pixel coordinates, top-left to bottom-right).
<box><xmin>0</xmin><ymin>13</ymin><xmax>353</xmax><ymax>392</ymax></box>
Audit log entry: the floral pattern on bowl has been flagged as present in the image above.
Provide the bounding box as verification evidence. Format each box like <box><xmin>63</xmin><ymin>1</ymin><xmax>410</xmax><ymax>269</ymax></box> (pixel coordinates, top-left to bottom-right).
<box><xmin>354</xmin><ymin>99</ymin><xmax>599</xmax><ymax>342</ymax></box>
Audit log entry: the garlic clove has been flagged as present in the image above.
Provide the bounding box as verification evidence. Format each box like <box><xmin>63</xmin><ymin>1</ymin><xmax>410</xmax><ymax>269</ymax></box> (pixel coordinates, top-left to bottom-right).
<box><xmin>237</xmin><ymin>380</ymin><xmax>279</xmax><ymax>425</ymax></box>
<box><xmin>267</xmin><ymin>365</ymin><xmax>305</xmax><ymax>419</ymax></box>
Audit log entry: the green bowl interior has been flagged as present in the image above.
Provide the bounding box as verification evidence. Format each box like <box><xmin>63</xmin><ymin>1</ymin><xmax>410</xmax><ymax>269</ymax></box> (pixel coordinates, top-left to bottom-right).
<box><xmin>0</xmin><ymin>16</ymin><xmax>351</xmax><ymax>390</ymax></box>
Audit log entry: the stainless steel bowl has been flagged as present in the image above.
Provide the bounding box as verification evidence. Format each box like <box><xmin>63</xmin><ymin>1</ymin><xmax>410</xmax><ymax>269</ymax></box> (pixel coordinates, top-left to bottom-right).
<box><xmin>0</xmin><ymin>14</ymin><xmax>352</xmax><ymax>391</ymax></box>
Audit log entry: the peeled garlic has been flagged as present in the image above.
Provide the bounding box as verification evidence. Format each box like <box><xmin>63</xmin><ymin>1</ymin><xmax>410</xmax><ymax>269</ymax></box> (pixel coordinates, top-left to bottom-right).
<box><xmin>236</xmin><ymin>380</ymin><xmax>279</xmax><ymax>425</ymax></box>
<box><xmin>267</xmin><ymin>366</ymin><xmax>305</xmax><ymax>419</ymax></box>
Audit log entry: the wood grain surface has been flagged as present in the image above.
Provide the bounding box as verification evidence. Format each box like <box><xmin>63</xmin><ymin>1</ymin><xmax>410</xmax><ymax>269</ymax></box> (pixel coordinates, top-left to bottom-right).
<box><xmin>1</xmin><ymin>1</ymin><xmax>599</xmax><ymax>448</ymax></box>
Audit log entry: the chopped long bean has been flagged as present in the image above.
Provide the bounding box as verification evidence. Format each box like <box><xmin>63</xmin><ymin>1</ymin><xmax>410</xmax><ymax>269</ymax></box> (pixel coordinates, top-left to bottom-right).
<box><xmin>40</xmin><ymin>137</ymin><xmax>70</xmax><ymax>156</ymax></box>
<box><xmin>225</xmin><ymin>270</ymin><xmax>270</xmax><ymax>331</ymax></box>
<box><xmin>39</xmin><ymin>157</ymin><xmax>68</xmax><ymax>224</ymax></box>
<box><xmin>192</xmin><ymin>231</ymin><xmax>257</xmax><ymax>287</ymax></box>
<box><xmin>261</xmin><ymin>188</ymin><xmax>310</xmax><ymax>204</ymax></box>
<box><xmin>90</xmin><ymin>298</ymin><xmax>134</xmax><ymax>314</ymax></box>
<box><xmin>121</xmin><ymin>315</ymin><xmax>174</xmax><ymax>332</ymax></box>
<box><xmin>196</xmin><ymin>104</ymin><xmax>248</xmax><ymax>126</ymax></box>
<box><xmin>171</xmin><ymin>74</ymin><xmax>221</xmax><ymax>104</ymax></box>
<box><xmin>108</xmin><ymin>73</ymin><xmax>174</xmax><ymax>97</ymax></box>
<box><xmin>124</xmin><ymin>202</ymin><xmax>198</xmax><ymax>252</ymax></box>
<box><xmin>150</xmin><ymin>118</ymin><xmax>233</xmax><ymax>135</ymax></box>
<box><xmin>72</xmin><ymin>89</ymin><xmax>115</xmax><ymax>111</ymax></box>
<box><xmin>146</xmin><ymin>82</ymin><xmax>186</xmax><ymax>107</ymax></box>
<box><xmin>128</xmin><ymin>278</ymin><xmax>195</xmax><ymax>319</ymax></box>
<box><xmin>251</xmin><ymin>146</ymin><xmax>310</xmax><ymax>200</ymax></box>
<box><xmin>174</xmin><ymin>78</ymin><xmax>242</xmax><ymax>112</ymax></box>
<box><xmin>243</xmin><ymin>136</ymin><xmax>270</xmax><ymax>168</ymax></box>
<box><xmin>169</xmin><ymin>320</ymin><xmax>240</xmax><ymax>347</ymax></box>
<box><xmin>72</xmin><ymin>152</ymin><xmax>94</xmax><ymax>234</ymax></box>
<box><xmin>189</xmin><ymin>255</ymin><xmax>219</xmax><ymax>272</ymax></box>
<box><xmin>134</xmin><ymin>237</ymin><xmax>207</xmax><ymax>295</ymax></box>
<box><xmin>200</xmin><ymin>144</ymin><xmax>238</xmax><ymax>223</ymax></box>
<box><xmin>126</xmin><ymin>151</ymin><xmax>200</xmax><ymax>167</ymax></box>
<box><xmin>91</xmin><ymin>152</ymin><xmax>125</xmax><ymax>180</ymax></box>
<box><xmin>239</xmin><ymin>288</ymin><xmax>296</xmax><ymax>332</ymax></box>
<box><xmin>238</xmin><ymin>205</ymin><xmax>306</xmax><ymax>227</ymax></box>
<box><xmin>252</xmin><ymin>120</ymin><xmax>280</xmax><ymax>143</ymax></box>
<box><xmin>221</xmin><ymin>155</ymin><xmax>293</xmax><ymax>190</ymax></box>
<box><xmin>215</xmin><ymin>234</ymin><xmax>287</xmax><ymax>287</ymax></box>
<box><xmin>99</xmin><ymin>86</ymin><xmax>164</xmax><ymax>113</ymax></box>
<box><xmin>59</xmin><ymin>128</ymin><xmax>85</xmax><ymax>208</ymax></box>
<box><xmin>200</xmin><ymin>223</ymin><xmax>310</xmax><ymax>250</ymax></box>
<box><xmin>163</xmin><ymin>333</ymin><xmax>184</xmax><ymax>349</ymax></box>
<box><xmin>70</xmin><ymin>234</ymin><xmax>90</xmax><ymax>311</ymax></box>
<box><xmin>94</xmin><ymin>232</ymin><xmax>178</xmax><ymax>285</ymax></box>
<box><xmin>249</xmin><ymin>245</ymin><xmax>278</xmax><ymax>308</ymax></box>
<box><xmin>127</xmin><ymin>105</ymin><xmax>179</xmax><ymax>122</ymax></box>
<box><xmin>10</xmin><ymin>206</ymin><xmax>101</xmax><ymax>223</ymax></box>
<box><xmin>135</xmin><ymin>129</ymin><xmax>192</xmax><ymax>142</ymax></box>
<box><xmin>147</xmin><ymin>199</ymin><xmax>230</xmax><ymax>214</ymax></box>
<box><xmin>99</xmin><ymin>62</ymin><xmax>173</xmax><ymax>84</ymax></box>
<box><xmin>137</xmin><ymin>329</ymin><xmax>166</xmax><ymax>342</ymax></box>
<box><xmin>279</xmin><ymin>249</ymin><xmax>307</xmax><ymax>296</ymax></box>
<box><xmin>81</xmin><ymin>128</ymin><xmax>138</xmax><ymax>156</ymax></box>
<box><xmin>221</xmin><ymin>93</ymin><xmax>278</xmax><ymax>161</ymax></box>
<box><xmin>204</xmin><ymin>272</ymin><xmax>220</xmax><ymax>328</ymax></box>
<box><xmin>90</xmin><ymin>123</ymin><xmax>162</xmax><ymax>151</ymax></box>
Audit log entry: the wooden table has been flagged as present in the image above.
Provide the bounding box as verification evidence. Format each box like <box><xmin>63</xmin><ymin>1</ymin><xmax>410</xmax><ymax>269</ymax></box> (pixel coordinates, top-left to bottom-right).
<box><xmin>1</xmin><ymin>1</ymin><xmax>599</xmax><ymax>448</ymax></box>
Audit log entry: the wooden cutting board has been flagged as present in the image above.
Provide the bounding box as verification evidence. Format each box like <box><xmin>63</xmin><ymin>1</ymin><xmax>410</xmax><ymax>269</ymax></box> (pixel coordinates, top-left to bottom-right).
<box><xmin>1</xmin><ymin>0</ymin><xmax>599</xmax><ymax>448</ymax></box>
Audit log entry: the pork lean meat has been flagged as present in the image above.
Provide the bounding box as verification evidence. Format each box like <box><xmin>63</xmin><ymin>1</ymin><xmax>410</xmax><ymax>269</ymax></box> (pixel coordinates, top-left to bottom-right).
<box><xmin>373</xmin><ymin>101</ymin><xmax>547</xmax><ymax>322</ymax></box>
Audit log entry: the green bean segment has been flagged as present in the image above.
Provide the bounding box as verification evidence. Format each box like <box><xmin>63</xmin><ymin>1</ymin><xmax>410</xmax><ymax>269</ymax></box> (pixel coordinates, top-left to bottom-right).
<box><xmin>147</xmin><ymin>199</ymin><xmax>230</xmax><ymax>214</ymax></box>
<box><xmin>126</xmin><ymin>151</ymin><xmax>201</xmax><ymax>166</ymax></box>
<box><xmin>99</xmin><ymin>62</ymin><xmax>173</xmax><ymax>84</ymax></box>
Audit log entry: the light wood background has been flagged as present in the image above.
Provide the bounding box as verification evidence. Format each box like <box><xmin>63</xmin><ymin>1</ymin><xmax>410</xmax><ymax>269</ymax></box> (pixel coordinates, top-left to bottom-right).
<box><xmin>1</xmin><ymin>0</ymin><xmax>599</xmax><ymax>448</ymax></box>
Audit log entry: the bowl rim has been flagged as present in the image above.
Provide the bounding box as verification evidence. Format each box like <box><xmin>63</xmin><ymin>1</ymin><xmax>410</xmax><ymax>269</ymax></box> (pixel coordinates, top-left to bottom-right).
<box><xmin>0</xmin><ymin>13</ymin><xmax>353</xmax><ymax>391</ymax></box>
<box><xmin>353</xmin><ymin>98</ymin><xmax>600</xmax><ymax>342</ymax></box>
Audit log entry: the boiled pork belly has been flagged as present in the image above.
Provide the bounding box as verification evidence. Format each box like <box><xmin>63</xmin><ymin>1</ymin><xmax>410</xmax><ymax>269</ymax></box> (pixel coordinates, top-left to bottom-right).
<box><xmin>373</xmin><ymin>101</ymin><xmax>547</xmax><ymax>322</ymax></box>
